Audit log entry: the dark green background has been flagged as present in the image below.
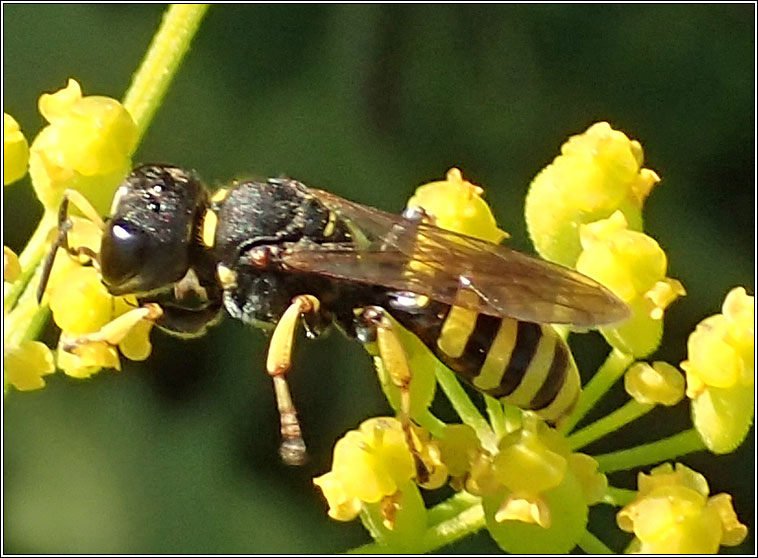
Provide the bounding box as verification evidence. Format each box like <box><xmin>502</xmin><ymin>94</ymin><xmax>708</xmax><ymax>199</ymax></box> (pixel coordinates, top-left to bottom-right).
<box><xmin>3</xmin><ymin>4</ymin><xmax>754</xmax><ymax>554</ymax></box>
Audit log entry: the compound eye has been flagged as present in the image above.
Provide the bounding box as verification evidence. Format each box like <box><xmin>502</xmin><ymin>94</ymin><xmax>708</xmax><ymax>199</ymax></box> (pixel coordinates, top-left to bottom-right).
<box><xmin>100</xmin><ymin>219</ymin><xmax>147</xmax><ymax>289</ymax></box>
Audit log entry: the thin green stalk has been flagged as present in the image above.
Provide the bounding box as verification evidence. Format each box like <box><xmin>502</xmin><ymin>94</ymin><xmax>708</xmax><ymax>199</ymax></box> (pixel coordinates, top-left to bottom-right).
<box><xmin>595</xmin><ymin>428</ymin><xmax>706</xmax><ymax>473</ymax></box>
<box><xmin>426</xmin><ymin>490</ymin><xmax>481</xmax><ymax>526</ymax></box>
<box><xmin>419</xmin><ymin>500</ymin><xmax>485</xmax><ymax>552</ymax></box>
<box><xmin>416</xmin><ymin>408</ymin><xmax>447</xmax><ymax>439</ymax></box>
<box><xmin>4</xmin><ymin>264</ymin><xmax>50</xmax><ymax>347</ymax></box>
<box><xmin>350</xmin><ymin>497</ymin><xmax>485</xmax><ymax>554</ymax></box>
<box><xmin>566</xmin><ymin>399</ymin><xmax>654</xmax><ymax>451</ymax></box>
<box><xmin>578</xmin><ymin>530</ymin><xmax>615</xmax><ymax>554</ymax></box>
<box><xmin>123</xmin><ymin>4</ymin><xmax>209</xmax><ymax>140</ymax></box>
<box><xmin>602</xmin><ymin>486</ymin><xmax>637</xmax><ymax>507</ymax></box>
<box><xmin>434</xmin><ymin>362</ymin><xmax>497</xmax><ymax>453</ymax></box>
<box><xmin>484</xmin><ymin>394</ymin><xmax>506</xmax><ymax>441</ymax></box>
<box><xmin>357</xmin><ymin>507</ymin><xmax>384</xmax><ymax>547</ymax></box>
<box><xmin>4</xmin><ymin>211</ymin><xmax>56</xmax><ymax>311</ymax></box>
<box><xmin>559</xmin><ymin>348</ymin><xmax>634</xmax><ymax>434</ymax></box>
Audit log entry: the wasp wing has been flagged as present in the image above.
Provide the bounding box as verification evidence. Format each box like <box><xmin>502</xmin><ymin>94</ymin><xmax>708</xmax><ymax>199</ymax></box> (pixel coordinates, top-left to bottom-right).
<box><xmin>281</xmin><ymin>189</ymin><xmax>630</xmax><ymax>326</ymax></box>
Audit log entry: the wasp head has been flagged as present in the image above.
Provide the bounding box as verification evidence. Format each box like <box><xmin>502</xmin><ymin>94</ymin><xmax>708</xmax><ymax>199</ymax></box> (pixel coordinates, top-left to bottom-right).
<box><xmin>100</xmin><ymin>164</ymin><xmax>208</xmax><ymax>296</ymax></box>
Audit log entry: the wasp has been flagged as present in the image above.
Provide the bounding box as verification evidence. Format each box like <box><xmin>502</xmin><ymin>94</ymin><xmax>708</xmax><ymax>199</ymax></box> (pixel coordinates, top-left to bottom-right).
<box><xmin>39</xmin><ymin>164</ymin><xmax>629</xmax><ymax>472</ymax></box>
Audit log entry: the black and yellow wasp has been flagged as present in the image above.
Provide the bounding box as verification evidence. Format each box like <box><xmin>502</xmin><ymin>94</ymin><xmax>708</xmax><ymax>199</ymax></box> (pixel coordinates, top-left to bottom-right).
<box><xmin>40</xmin><ymin>164</ymin><xmax>629</xmax><ymax>469</ymax></box>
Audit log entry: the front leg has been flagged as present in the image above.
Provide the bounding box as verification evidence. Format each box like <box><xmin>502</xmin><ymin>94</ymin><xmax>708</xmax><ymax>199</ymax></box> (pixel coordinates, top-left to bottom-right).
<box><xmin>60</xmin><ymin>302</ymin><xmax>164</xmax><ymax>352</ymax></box>
<box><xmin>37</xmin><ymin>189</ymin><xmax>106</xmax><ymax>303</ymax></box>
<box><xmin>266</xmin><ymin>294</ymin><xmax>326</xmax><ymax>466</ymax></box>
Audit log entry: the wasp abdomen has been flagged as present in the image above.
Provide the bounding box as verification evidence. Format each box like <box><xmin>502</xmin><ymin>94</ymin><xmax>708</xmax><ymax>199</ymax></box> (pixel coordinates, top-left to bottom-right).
<box><xmin>390</xmin><ymin>303</ymin><xmax>580</xmax><ymax>425</ymax></box>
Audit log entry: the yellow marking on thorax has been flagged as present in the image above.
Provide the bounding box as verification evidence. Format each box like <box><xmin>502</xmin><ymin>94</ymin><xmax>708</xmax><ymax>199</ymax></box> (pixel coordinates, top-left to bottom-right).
<box><xmin>210</xmin><ymin>187</ymin><xmax>230</xmax><ymax>203</ymax></box>
<box><xmin>201</xmin><ymin>208</ymin><xmax>218</xmax><ymax>248</ymax></box>
<box><xmin>503</xmin><ymin>325</ymin><xmax>556</xmax><ymax>407</ymax></box>
<box><xmin>473</xmin><ymin>318</ymin><xmax>518</xmax><ymax>391</ymax></box>
<box><xmin>216</xmin><ymin>263</ymin><xmax>237</xmax><ymax>289</ymax></box>
<box><xmin>437</xmin><ymin>305</ymin><xmax>479</xmax><ymax>358</ymax></box>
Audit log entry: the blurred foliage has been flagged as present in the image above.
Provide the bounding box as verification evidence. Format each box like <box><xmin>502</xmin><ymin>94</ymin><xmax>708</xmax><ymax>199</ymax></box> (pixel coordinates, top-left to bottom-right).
<box><xmin>3</xmin><ymin>4</ymin><xmax>753</xmax><ymax>553</ymax></box>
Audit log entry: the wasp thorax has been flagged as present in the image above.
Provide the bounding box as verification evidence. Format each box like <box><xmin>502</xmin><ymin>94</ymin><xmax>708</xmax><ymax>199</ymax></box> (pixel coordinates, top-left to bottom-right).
<box><xmin>100</xmin><ymin>164</ymin><xmax>209</xmax><ymax>295</ymax></box>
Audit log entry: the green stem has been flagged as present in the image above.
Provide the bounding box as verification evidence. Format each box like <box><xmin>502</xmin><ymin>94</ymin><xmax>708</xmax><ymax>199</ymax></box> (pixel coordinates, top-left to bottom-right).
<box><xmin>434</xmin><ymin>362</ymin><xmax>497</xmax><ymax>453</ymax></box>
<box><xmin>577</xmin><ymin>530</ymin><xmax>615</xmax><ymax>554</ymax></box>
<box><xmin>4</xmin><ymin>263</ymin><xmax>50</xmax><ymax>347</ymax></box>
<box><xmin>357</xmin><ymin>507</ymin><xmax>383</xmax><ymax>546</ymax></box>
<box><xmin>484</xmin><ymin>395</ymin><xmax>506</xmax><ymax>441</ymax></box>
<box><xmin>559</xmin><ymin>348</ymin><xmax>634</xmax><ymax>435</ymax></box>
<box><xmin>602</xmin><ymin>486</ymin><xmax>637</xmax><ymax>507</ymax></box>
<box><xmin>416</xmin><ymin>408</ymin><xmax>447</xmax><ymax>439</ymax></box>
<box><xmin>419</xmin><ymin>500</ymin><xmax>485</xmax><ymax>552</ymax></box>
<box><xmin>123</xmin><ymin>4</ymin><xmax>209</xmax><ymax>140</ymax></box>
<box><xmin>3</xmin><ymin>211</ymin><xmax>56</xmax><ymax>311</ymax></box>
<box><xmin>349</xmin><ymin>495</ymin><xmax>485</xmax><ymax>554</ymax></box>
<box><xmin>566</xmin><ymin>400</ymin><xmax>654</xmax><ymax>451</ymax></box>
<box><xmin>594</xmin><ymin>428</ymin><xmax>706</xmax><ymax>473</ymax></box>
<box><xmin>426</xmin><ymin>490</ymin><xmax>481</xmax><ymax>526</ymax></box>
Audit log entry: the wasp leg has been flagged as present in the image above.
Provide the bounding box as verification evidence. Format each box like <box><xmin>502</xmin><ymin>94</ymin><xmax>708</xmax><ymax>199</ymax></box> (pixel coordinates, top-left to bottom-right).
<box><xmin>37</xmin><ymin>189</ymin><xmax>106</xmax><ymax>303</ymax></box>
<box><xmin>61</xmin><ymin>303</ymin><xmax>164</xmax><ymax>351</ymax></box>
<box><xmin>357</xmin><ymin>306</ymin><xmax>431</xmax><ymax>485</ymax></box>
<box><xmin>266</xmin><ymin>294</ymin><xmax>322</xmax><ymax>466</ymax></box>
<box><xmin>152</xmin><ymin>300</ymin><xmax>223</xmax><ymax>337</ymax></box>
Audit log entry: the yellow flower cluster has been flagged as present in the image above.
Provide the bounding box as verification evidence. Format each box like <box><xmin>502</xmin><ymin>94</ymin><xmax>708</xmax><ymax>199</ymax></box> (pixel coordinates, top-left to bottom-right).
<box><xmin>4</xmin><ymin>80</ymin><xmax>151</xmax><ymax>391</ymax></box>
<box><xmin>313</xmin><ymin>415</ymin><xmax>607</xmax><ymax>552</ymax></box>
<box><xmin>525</xmin><ymin>121</ymin><xmax>660</xmax><ymax>268</ymax></box>
<box><xmin>618</xmin><ymin>463</ymin><xmax>747</xmax><ymax>553</ymax></box>
<box><xmin>681</xmin><ymin>287</ymin><xmax>754</xmax><ymax>453</ymax></box>
<box><xmin>525</xmin><ymin>123</ymin><xmax>682</xmax><ymax>357</ymax></box>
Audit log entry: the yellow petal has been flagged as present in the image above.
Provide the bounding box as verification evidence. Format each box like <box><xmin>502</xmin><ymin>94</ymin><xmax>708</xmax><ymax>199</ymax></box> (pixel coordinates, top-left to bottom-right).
<box><xmin>4</xmin><ymin>341</ymin><xmax>56</xmax><ymax>391</ymax></box>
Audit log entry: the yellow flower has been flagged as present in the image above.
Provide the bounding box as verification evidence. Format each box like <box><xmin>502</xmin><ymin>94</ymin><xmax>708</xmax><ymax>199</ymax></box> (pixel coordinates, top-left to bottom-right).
<box><xmin>313</xmin><ymin>417</ymin><xmax>416</xmax><ymax>518</ymax></box>
<box><xmin>28</xmin><ymin>79</ymin><xmax>137</xmax><ymax>214</ymax></box>
<box><xmin>681</xmin><ymin>287</ymin><xmax>754</xmax><ymax>453</ymax></box>
<box><xmin>4</xmin><ymin>246</ymin><xmax>22</xmax><ymax>284</ymax></box>
<box><xmin>575</xmin><ymin>211</ymin><xmax>684</xmax><ymax>357</ymax></box>
<box><xmin>481</xmin><ymin>422</ymin><xmax>596</xmax><ymax>553</ymax></box>
<box><xmin>624</xmin><ymin>361</ymin><xmax>685</xmax><ymax>406</ymax></box>
<box><xmin>437</xmin><ymin>423</ymin><xmax>482</xmax><ymax>479</ymax></box>
<box><xmin>57</xmin><ymin>338</ymin><xmax>121</xmax><ymax>379</ymax></box>
<box><xmin>313</xmin><ymin>417</ymin><xmax>441</xmax><ymax>549</ymax></box>
<box><xmin>312</xmin><ymin>470</ymin><xmax>363</xmax><ymax>522</ymax></box>
<box><xmin>4</xmin><ymin>112</ymin><xmax>29</xmax><ymax>185</ymax></box>
<box><xmin>682</xmin><ymin>287</ymin><xmax>754</xmax><ymax>395</ymax></box>
<box><xmin>4</xmin><ymin>340</ymin><xmax>56</xmax><ymax>391</ymax></box>
<box><xmin>617</xmin><ymin>463</ymin><xmax>747</xmax><ymax>554</ymax></box>
<box><xmin>492</xmin><ymin>427</ymin><xmax>567</xmax><ymax>528</ymax></box>
<box><xmin>406</xmin><ymin>167</ymin><xmax>508</xmax><ymax>243</ymax></box>
<box><xmin>487</xmin><ymin>422</ymin><xmax>604</xmax><ymax>528</ymax></box>
<box><xmin>525</xmin><ymin>122</ymin><xmax>660</xmax><ymax>267</ymax></box>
